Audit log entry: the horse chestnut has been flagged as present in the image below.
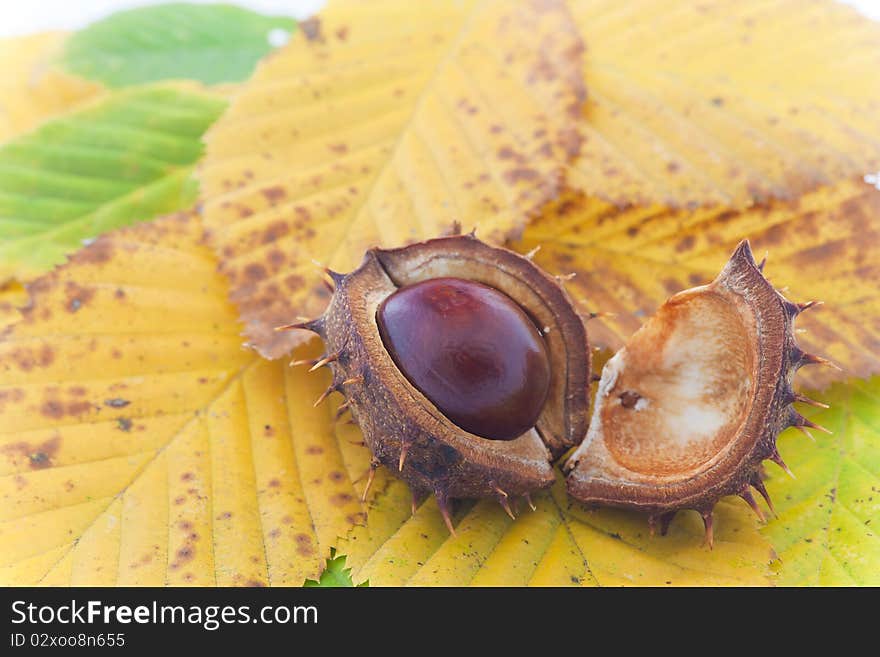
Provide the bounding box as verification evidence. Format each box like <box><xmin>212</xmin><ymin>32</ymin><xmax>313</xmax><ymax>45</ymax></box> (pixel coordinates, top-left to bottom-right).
<box><xmin>280</xmin><ymin>233</ymin><xmax>591</xmax><ymax>534</ymax></box>
<box><xmin>377</xmin><ymin>277</ymin><xmax>551</xmax><ymax>441</ymax></box>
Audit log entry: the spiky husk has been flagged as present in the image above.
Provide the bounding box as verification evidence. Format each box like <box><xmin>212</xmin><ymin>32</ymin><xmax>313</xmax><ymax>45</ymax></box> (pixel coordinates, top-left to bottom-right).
<box><xmin>285</xmin><ymin>233</ymin><xmax>591</xmax><ymax>533</ymax></box>
<box><xmin>564</xmin><ymin>240</ymin><xmax>832</xmax><ymax>547</ymax></box>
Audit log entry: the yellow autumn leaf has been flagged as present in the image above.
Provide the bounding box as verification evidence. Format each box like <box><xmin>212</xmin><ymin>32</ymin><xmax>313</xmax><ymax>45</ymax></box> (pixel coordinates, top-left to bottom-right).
<box><xmin>0</xmin><ymin>213</ymin><xmax>369</xmax><ymax>586</ymax></box>
<box><xmin>0</xmin><ymin>211</ymin><xmax>773</xmax><ymax>586</ymax></box>
<box><xmin>0</xmin><ymin>32</ymin><xmax>101</xmax><ymax>143</ymax></box>
<box><xmin>568</xmin><ymin>0</ymin><xmax>880</xmax><ymax>207</ymax></box>
<box><xmin>518</xmin><ymin>178</ymin><xmax>880</xmax><ymax>389</ymax></box>
<box><xmin>0</xmin><ymin>282</ymin><xmax>28</xmax><ymax>331</ymax></box>
<box><xmin>335</xmin><ymin>454</ymin><xmax>773</xmax><ymax>586</ymax></box>
<box><xmin>199</xmin><ymin>0</ymin><xmax>586</xmax><ymax>358</ymax></box>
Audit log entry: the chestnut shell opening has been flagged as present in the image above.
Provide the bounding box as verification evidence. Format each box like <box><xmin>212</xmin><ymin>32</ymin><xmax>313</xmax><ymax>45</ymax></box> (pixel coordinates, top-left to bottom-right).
<box><xmin>565</xmin><ymin>240</ymin><xmax>826</xmax><ymax>528</ymax></box>
<box><xmin>600</xmin><ymin>289</ymin><xmax>757</xmax><ymax>478</ymax></box>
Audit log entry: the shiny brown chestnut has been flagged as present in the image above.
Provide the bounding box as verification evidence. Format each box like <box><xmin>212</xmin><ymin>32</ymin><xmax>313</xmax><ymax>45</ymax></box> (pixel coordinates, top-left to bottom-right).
<box><xmin>279</xmin><ymin>233</ymin><xmax>591</xmax><ymax>534</ymax></box>
<box><xmin>377</xmin><ymin>277</ymin><xmax>551</xmax><ymax>441</ymax></box>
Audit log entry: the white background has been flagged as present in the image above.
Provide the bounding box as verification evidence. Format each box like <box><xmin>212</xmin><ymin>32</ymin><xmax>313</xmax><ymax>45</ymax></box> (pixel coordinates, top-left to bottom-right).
<box><xmin>0</xmin><ymin>0</ymin><xmax>877</xmax><ymax>37</ymax></box>
<box><xmin>0</xmin><ymin>1</ymin><xmax>325</xmax><ymax>37</ymax></box>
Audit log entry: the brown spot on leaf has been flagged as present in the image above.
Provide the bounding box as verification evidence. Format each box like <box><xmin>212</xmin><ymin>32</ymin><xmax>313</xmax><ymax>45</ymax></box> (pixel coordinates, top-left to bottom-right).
<box><xmin>67</xmin><ymin>400</ymin><xmax>92</xmax><ymax>416</ymax></box>
<box><xmin>261</xmin><ymin>187</ymin><xmax>287</xmax><ymax>206</ymax></box>
<box><xmin>104</xmin><ymin>398</ymin><xmax>130</xmax><ymax>408</ymax></box>
<box><xmin>305</xmin><ymin>445</ymin><xmax>323</xmax><ymax>455</ymax></box>
<box><xmin>497</xmin><ymin>146</ymin><xmax>520</xmax><ymax>161</ymax></box>
<box><xmin>556</xmin><ymin>127</ymin><xmax>583</xmax><ymax>158</ymax></box>
<box><xmin>39</xmin><ymin>344</ymin><xmax>54</xmax><ymax>367</ymax></box>
<box><xmin>328</xmin><ymin>471</ymin><xmax>345</xmax><ymax>483</ymax></box>
<box><xmin>791</xmin><ymin>239</ymin><xmax>846</xmax><ymax>267</ymax></box>
<box><xmin>663</xmin><ymin>278</ymin><xmax>683</xmax><ymax>294</ymax></box>
<box><xmin>262</xmin><ymin>220</ymin><xmax>289</xmax><ymax>245</ymax></box>
<box><xmin>295</xmin><ymin>533</ymin><xmax>314</xmax><ymax>556</ymax></box>
<box><xmin>0</xmin><ymin>388</ymin><xmax>25</xmax><ymax>412</ymax></box>
<box><xmin>170</xmin><ymin>545</ymin><xmax>195</xmax><ymax>570</ymax></box>
<box><xmin>268</xmin><ymin>478</ymin><xmax>281</xmax><ymax>488</ymax></box>
<box><xmin>328</xmin><ymin>143</ymin><xmax>348</xmax><ymax>154</ymax></box>
<box><xmin>331</xmin><ymin>492</ymin><xmax>353</xmax><ymax>507</ymax></box>
<box><xmin>74</xmin><ymin>239</ymin><xmax>114</xmax><ymax>265</ymax></box>
<box><xmin>243</xmin><ymin>263</ymin><xmax>268</xmax><ymax>284</ymax></box>
<box><xmin>1</xmin><ymin>434</ymin><xmax>61</xmax><ymax>470</ymax></box>
<box><xmin>10</xmin><ymin>344</ymin><xmax>54</xmax><ymax>371</ymax></box>
<box><xmin>301</xmin><ymin>16</ymin><xmax>323</xmax><ymax>41</ymax></box>
<box><xmin>39</xmin><ymin>395</ymin><xmax>91</xmax><ymax>419</ymax></box>
<box><xmin>294</xmin><ymin>206</ymin><xmax>311</xmax><ymax>223</ymax></box>
<box><xmin>64</xmin><ymin>282</ymin><xmax>95</xmax><ymax>313</ymax></box>
<box><xmin>528</xmin><ymin>50</ymin><xmax>557</xmax><ymax>84</ymax></box>
<box><xmin>503</xmin><ymin>168</ymin><xmax>540</xmax><ymax>184</ymax></box>
<box><xmin>117</xmin><ymin>417</ymin><xmax>133</xmax><ymax>432</ymax></box>
<box><xmin>267</xmin><ymin>250</ymin><xmax>286</xmax><ymax>270</ymax></box>
<box><xmin>676</xmin><ymin>235</ymin><xmax>696</xmax><ymax>252</ymax></box>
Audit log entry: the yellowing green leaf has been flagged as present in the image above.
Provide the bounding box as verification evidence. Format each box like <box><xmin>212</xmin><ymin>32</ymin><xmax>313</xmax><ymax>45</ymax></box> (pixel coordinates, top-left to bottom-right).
<box><xmin>762</xmin><ymin>377</ymin><xmax>880</xmax><ymax>585</ymax></box>
<box><xmin>518</xmin><ymin>178</ymin><xmax>880</xmax><ymax>389</ymax></box>
<box><xmin>0</xmin><ymin>32</ymin><xmax>101</xmax><ymax>143</ymax></box>
<box><xmin>0</xmin><ymin>86</ymin><xmax>226</xmax><ymax>282</ymax></box>
<box><xmin>200</xmin><ymin>0</ymin><xmax>586</xmax><ymax>358</ymax></box>
<box><xmin>0</xmin><ymin>213</ymin><xmax>369</xmax><ymax>586</ymax></box>
<box><xmin>568</xmin><ymin>0</ymin><xmax>880</xmax><ymax>207</ymax></box>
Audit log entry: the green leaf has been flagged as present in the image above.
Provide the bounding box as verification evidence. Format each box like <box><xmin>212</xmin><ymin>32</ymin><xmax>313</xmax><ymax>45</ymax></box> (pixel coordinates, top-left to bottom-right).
<box><xmin>61</xmin><ymin>3</ymin><xmax>296</xmax><ymax>87</ymax></box>
<box><xmin>763</xmin><ymin>377</ymin><xmax>880</xmax><ymax>585</ymax></box>
<box><xmin>0</xmin><ymin>86</ymin><xmax>226</xmax><ymax>282</ymax></box>
<box><xmin>303</xmin><ymin>549</ymin><xmax>367</xmax><ymax>587</ymax></box>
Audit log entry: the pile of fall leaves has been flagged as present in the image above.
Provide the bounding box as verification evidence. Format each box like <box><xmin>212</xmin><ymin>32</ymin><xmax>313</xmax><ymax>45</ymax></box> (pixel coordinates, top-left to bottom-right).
<box><xmin>0</xmin><ymin>0</ymin><xmax>878</xmax><ymax>586</ymax></box>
